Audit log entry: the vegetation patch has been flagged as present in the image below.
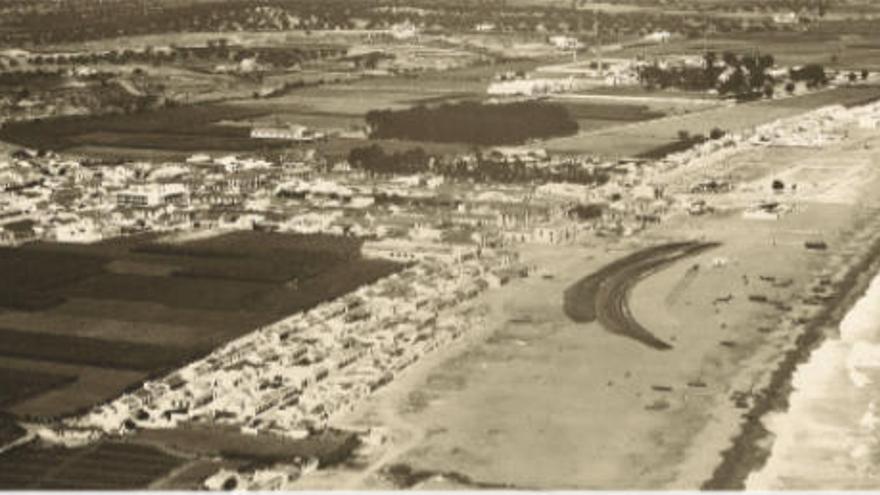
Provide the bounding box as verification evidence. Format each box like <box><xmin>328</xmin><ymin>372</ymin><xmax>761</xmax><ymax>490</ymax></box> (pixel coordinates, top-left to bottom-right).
<box><xmin>0</xmin><ymin>104</ymin><xmax>276</xmax><ymax>152</ymax></box>
<box><xmin>365</xmin><ymin>101</ymin><xmax>579</xmax><ymax>146</ymax></box>
<box><xmin>0</xmin><ymin>328</ymin><xmax>197</xmax><ymax>372</ymax></box>
<box><xmin>0</xmin><ymin>248</ymin><xmax>107</xmax><ymax>311</ymax></box>
<box><xmin>0</xmin><ymin>367</ymin><xmax>78</xmax><ymax>407</ymax></box>
<box><xmin>0</xmin><ymin>441</ymin><xmax>184</xmax><ymax>489</ymax></box>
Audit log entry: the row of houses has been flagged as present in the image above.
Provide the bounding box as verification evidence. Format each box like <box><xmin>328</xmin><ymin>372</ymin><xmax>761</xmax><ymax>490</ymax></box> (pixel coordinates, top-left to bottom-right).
<box><xmin>69</xmin><ymin>250</ymin><xmax>515</xmax><ymax>439</ymax></box>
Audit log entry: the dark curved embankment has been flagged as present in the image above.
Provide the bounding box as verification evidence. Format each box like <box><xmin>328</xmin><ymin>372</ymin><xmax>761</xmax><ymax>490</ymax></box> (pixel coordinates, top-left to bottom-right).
<box><xmin>564</xmin><ymin>241</ymin><xmax>720</xmax><ymax>350</ymax></box>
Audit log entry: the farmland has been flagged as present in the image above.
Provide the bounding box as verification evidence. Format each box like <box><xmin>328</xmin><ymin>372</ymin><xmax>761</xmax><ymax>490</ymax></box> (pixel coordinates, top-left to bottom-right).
<box><xmin>0</xmin><ymin>57</ymin><xmax>548</xmax><ymax>158</ymax></box>
<box><xmin>0</xmin><ymin>231</ymin><xmax>402</xmax><ymax>419</ymax></box>
<box><xmin>0</xmin><ymin>104</ymin><xmax>283</xmax><ymax>153</ymax></box>
<box><xmin>0</xmin><ymin>367</ymin><xmax>77</xmax><ymax>408</ymax></box>
<box><xmin>0</xmin><ymin>441</ymin><xmax>184</xmax><ymax>489</ymax></box>
<box><xmin>544</xmin><ymin>84</ymin><xmax>880</xmax><ymax>157</ymax></box>
<box><xmin>607</xmin><ymin>30</ymin><xmax>880</xmax><ymax>71</ymax></box>
<box><xmin>135</xmin><ymin>425</ymin><xmax>360</xmax><ymax>468</ymax></box>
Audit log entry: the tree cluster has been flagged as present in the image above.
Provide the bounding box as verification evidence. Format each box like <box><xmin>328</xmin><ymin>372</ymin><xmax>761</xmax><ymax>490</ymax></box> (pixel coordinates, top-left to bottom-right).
<box><xmin>347</xmin><ymin>144</ymin><xmax>610</xmax><ymax>186</ymax></box>
<box><xmin>0</xmin><ymin>0</ymin><xmax>780</xmax><ymax>46</ymax></box>
<box><xmin>365</xmin><ymin>101</ymin><xmax>579</xmax><ymax>146</ymax></box>
<box><xmin>347</xmin><ymin>144</ymin><xmax>430</xmax><ymax>176</ymax></box>
<box><xmin>789</xmin><ymin>64</ymin><xmax>828</xmax><ymax>88</ymax></box>
<box><xmin>638</xmin><ymin>51</ymin><xmax>776</xmax><ymax>97</ymax></box>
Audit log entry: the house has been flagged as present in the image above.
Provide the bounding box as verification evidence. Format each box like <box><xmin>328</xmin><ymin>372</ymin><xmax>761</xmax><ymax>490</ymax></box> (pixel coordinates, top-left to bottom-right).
<box><xmin>643</xmin><ymin>31</ymin><xmax>672</xmax><ymax>43</ymax></box>
<box><xmin>51</xmin><ymin>217</ymin><xmax>102</xmax><ymax>243</ymax></box>
<box><xmin>251</xmin><ymin>125</ymin><xmax>324</xmax><ymax>142</ymax></box>
<box><xmin>225</xmin><ymin>171</ymin><xmax>267</xmax><ymax>193</ymax></box>
<box><xmin>1</xmin><ymin>219</ymin><xmax>38</xmax><ymax>244</ymax></box>
<box><xmin>363</xmin><ymin>239</ymin><xmax>478</xmax><ymax>264</ymax></box>
<box><xmin>548</xmin><ymin>35</ymin><xmax>581</xmax><ymax>51</ymax></box>
<box><xmin>773</xmin><ymin>12</ymin><xmax>799</xmax><ymax>24</ymax></box>
<box><xmin>389</xmin><ymin>22</ymin><xmax>418</xmax><ymax>40</ymax></box>
<box><xmin>474</xmin><ymin>22</ymin><xmax>496</xmax><ymax>32</ymax></box>
<box><xmin>487</xmin><ymin>78</ymin><xmax>579</xmax><ymax>97</ymax></box>
<box><xmin>116</xmin><ymin>183</ymin><xmax>188</xmax><ymax>208</ymax></box>
<box><xmin>532</xmin><ymin>223</ymin><xmax>577</xmax><ymax>244</ymax></box>
<box><xmin>859</xmin><ymin>116</ymin><xmax>880</xmax><ymax>130</ymax></box>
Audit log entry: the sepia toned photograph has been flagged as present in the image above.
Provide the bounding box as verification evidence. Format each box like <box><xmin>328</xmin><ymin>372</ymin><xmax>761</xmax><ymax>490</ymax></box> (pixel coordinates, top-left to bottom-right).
<box><xmin>0</xmin><ymin>0</ymin><xmax>878</xmax><ymax>491</ymax></box>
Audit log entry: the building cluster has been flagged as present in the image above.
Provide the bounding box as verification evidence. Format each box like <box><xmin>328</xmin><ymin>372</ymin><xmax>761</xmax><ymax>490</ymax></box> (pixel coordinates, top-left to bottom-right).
<box><xmin>2</xmin><ymin>144</ymin><xmax>650</xmax><ymax>248</ymax></box>
<box><xmin>70</xmin><ymin>250</ymin><xmax>520</xmax><ymax>439</ymax></box>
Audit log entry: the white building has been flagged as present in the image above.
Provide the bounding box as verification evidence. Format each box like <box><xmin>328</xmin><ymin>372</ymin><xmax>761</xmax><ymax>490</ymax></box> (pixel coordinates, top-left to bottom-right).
<box><xmin>250</xmin><ymin>125</ymin><xmax>324</xmax><ymax>142</ymax></box>
<box><xmin>488</xmin><ymin>77</ymin><xmax>581</xmax><ymax>96</ymax></box>
<box><xmin>116</xmin><ymin>183</ymin><xmax>188</xmax><ymax>208</ymax></box>
<box><xmin>773</xmin><ymin>12</ymin><xmax>799</xmax><ymax>24</ymax></box>
<box><xmin>363</xmin><ymin>239</ymin><xmax>478</xmax><ymax>264</ymax></box>
<box><xmin>390</xmin><ymin>22</ymin><xmax>418</xmax><ymax>40</ymax></box>
<box><xmin>859</xmin><ymin>116</ymin><xmax>880</xmax><ymax>130</ymax></box>
<box><xmin>549</xmin><ymin>35</ymin><xmax>582</xmax><ymax>51</ymax></box>
<box><xmin>52</xmin><ymin>217</ymin><xmax>102</xmax><ymax>243</ymax></box>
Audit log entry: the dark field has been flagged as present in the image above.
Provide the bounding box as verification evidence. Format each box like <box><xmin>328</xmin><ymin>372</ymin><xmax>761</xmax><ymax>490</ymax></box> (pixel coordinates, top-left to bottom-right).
<box><xmin>561</xmin><ymin>101</ymin><xmax>668</xmax><ymax>133</ymax></box>
<box><xmin>136</xmin><ymin>425</ymin><xmax>360</xmax><ymax>468</ymax></box>
<box><xmin>0</xmin><ymin>104</ymin><xmax>290</xmax><ymax>153</ymax></box>
<box><xmin>0</xmin><ymin>367</ymin><xmax>77</xmax><ymax>408</ymax></box>
<box><xmin>0</xmin><ymin>416</ymin><xmax>26</xmax><ymax>447</ymax></box>
<box><xmin>0</xmin><ymin>248</ymin><xmax>106</xmax><ymax>311</ymax></box>
<box><xmin>0</xmin><ymin>441</ymin><xmax>184</xmax><ymax>489</ymax></box>
<box><xmin>0</xmin><ymin>232</ymin><xmax>401</xmax><ymax>419</ymax></box>
<box><xmin>561</xmin><ymin>101</ymin><xmax>666</xmax><ymax>122</ymax></box>
<box><xmin>0</xmin><ymin>329</ymin><xmax>196</xmax><ymax>371</ymax></box>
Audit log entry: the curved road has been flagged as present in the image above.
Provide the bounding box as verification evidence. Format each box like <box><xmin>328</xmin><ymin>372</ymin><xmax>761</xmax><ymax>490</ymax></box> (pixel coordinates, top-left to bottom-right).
<box><xmin>564</xmin><ymin>241</ymin><xmax>720</xmax><ymax>350</ymax></box>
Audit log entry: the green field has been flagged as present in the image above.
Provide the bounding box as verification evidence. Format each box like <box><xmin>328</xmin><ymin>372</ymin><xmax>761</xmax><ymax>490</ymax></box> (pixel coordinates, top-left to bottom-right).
<box><xmin>135</xmin><ymin>425</ymin><xmax>360</xmax><ymax>467</ymax></box>
<box><xmin>0</xmin><ymin>367</ymin><xmax>77</xmax><ymax>408</ymax></box>
<box><xmin>608</xmin><ymin>31</ymin><xmax>880</xmax><ymax>71</ymax></box>
<box><xmin>0</xmin><ymin>59</ymin><xmax>548</xmax><ymax>158</ymax></box>
<box><xmin>0</xmin><ymin>104</ymin><xmax>284</xmax><ymax>153</ymax></box>
<box><xmin>544</xmin><ymin>85</ymin><xmax>880</xmax><ymax>157</ymax></box>
<box><xmin>0</xmin><ymin>232</ymin><xmax>402</xmax><ymax>419</ymax></box>
<box><xmin>0</xmin><ymin>441</ymin><xmax>184</xmax><ymax>489</ymax></box>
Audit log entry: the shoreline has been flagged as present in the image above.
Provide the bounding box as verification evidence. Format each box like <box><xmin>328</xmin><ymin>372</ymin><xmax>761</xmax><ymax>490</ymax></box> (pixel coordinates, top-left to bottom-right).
<box><xmin>701</xmin><ymin>210</ymin><xmax>880</xmax><ymax>489</ymax></box>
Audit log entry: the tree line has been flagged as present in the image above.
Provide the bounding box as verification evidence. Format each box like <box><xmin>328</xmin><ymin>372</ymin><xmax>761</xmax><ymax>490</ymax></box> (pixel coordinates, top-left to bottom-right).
<box><xmin>347</xmin><ymin>143</ymin><xmax>610</xmax><ymax>186</ymax></box>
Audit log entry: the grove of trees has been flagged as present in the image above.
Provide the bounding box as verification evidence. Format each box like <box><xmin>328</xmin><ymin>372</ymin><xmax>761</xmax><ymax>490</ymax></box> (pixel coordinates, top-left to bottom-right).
<box><xmin>365</xmin><ymin>101</ymin><xmax>579</xmax><ymax>146</ymax></box>
<box><xmin>347</xmin><ymin>143</ymin><xmax>610</xmax><ymax>186</ymax></box>
<box><xmin>638</xmin><ymin>51</ymin><xmax>778</xmax><ymax>97</ymax></box>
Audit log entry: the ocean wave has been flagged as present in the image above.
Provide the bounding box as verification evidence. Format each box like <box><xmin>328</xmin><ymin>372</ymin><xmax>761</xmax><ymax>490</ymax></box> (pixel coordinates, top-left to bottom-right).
<box><xmin>747</xmin><ymin>272</ymin><xmax>880</xmax><ymax>489</ymax></box>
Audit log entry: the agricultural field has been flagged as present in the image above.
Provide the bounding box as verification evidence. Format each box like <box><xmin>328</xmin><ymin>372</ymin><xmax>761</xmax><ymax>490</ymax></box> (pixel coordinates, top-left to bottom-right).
<box><xmin>134</xmin><ymin>425</ymin><xmax>360</xmax><ymax>467</ymax></box>
<box><xmin>0</xmin><ymin>441</ymin><xmax>184</xmax><ymax>489</ymax></box>
<box><xmin>0</xmin><ymin>104</ymin><xmax>282</xmax><ymax>154</ymax></box>
<box><xmin>0</xmin><ymin>367</ymin><xmax>76</xmax><ymax>408</ymax></box>
<box><xmin>556</xmin><ymin>100</ymin><xmax>667</xmax><ymax>132</ymax></box>
<box><xmin>0</xmin><ymin>56</ymin><xmax>550</xmax><ymax>159</ymax></box>
<box><xmin>544</xmin><ymin>84</ymin><xmax>880</xmax><ymax>157</ymax></box>
<box><xmin>0</xmin><ymin>232</ymin><xmax>402</xmax><ymax>419</ymax></box>
<box><xmin>0</xmin><ymin>416</ymin><xmax>26</xmax><ymax>447</ymax></box>
<box><xmin>608</xmin><ymin>31</ymin><xmax>880</xmax><ymax>71</ymax></box>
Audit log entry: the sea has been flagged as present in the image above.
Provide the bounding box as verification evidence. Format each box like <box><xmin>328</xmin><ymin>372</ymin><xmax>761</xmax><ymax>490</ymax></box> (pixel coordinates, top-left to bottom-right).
<box><xmin>746</xmin><ymin>271</ymin><xmax>880</xmax><ymax>489</ymax></box>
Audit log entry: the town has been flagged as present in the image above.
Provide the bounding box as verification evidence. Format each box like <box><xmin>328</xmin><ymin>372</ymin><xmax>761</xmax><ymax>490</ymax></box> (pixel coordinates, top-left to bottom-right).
<box><xmin>2</xmin><ymin>0</ymin><xmax>880</xmax><ymax>491</ymax></box>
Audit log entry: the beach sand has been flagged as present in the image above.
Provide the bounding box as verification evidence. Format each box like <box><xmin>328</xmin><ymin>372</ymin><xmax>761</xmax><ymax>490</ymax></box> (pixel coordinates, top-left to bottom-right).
<box><xmin>293</xmin><ymin>125</ymin><xmax>880</xmax><ymax>490</ymax></box>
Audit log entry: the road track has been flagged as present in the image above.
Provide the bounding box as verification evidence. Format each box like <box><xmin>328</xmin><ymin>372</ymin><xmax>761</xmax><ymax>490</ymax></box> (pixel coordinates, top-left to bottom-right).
<box><xmin>564</xmin><ymin>241</ymin><xmax>720</xmax><ymax>350</ymax></box>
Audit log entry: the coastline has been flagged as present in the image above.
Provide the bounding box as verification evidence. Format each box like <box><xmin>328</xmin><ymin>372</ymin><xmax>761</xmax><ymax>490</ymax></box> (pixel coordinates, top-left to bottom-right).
<box><xmin>701</xmin><ymin>211</ymin><xmax>880</xmax><ymax>489</ymax></box>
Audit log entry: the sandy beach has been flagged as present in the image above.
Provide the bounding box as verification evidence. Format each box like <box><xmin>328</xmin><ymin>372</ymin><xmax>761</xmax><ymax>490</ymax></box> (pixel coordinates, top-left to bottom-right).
<box><xmin>289</xmin><ymin>124</ymin><xmax>880</xmax><ymax>490</ymax></box>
